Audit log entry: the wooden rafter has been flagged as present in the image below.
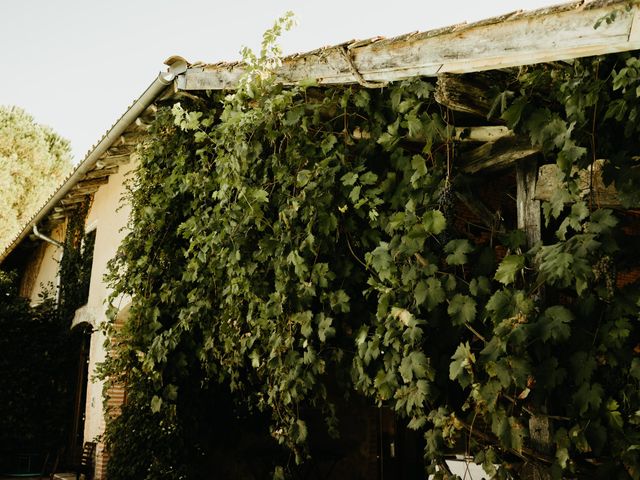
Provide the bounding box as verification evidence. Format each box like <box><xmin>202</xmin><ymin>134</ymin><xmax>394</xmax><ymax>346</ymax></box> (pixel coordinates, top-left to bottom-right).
<box><xmin>177</xmin><ymin>1</ymin><xmax>640</xmax><ymax>91</ymax></box>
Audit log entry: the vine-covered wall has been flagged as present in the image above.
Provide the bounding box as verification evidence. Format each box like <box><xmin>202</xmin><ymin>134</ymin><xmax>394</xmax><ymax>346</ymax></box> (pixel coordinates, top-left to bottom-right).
<box><xmin>100</xmin><ymin>21</ymin><xmax>640</xmax><ymax>480</ymax></box>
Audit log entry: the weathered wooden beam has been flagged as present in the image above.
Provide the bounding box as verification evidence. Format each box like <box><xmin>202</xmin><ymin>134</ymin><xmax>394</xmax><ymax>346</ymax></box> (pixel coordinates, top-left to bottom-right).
<box><xmin>459</xmin><ymin>136</ymin><xmax>539</xmax><ymax>173</ymax></box>
<box><xmin>436</xmin><ymin>72</ymin><xmax>513</xmax><ymax>118</ymax></box>
<box><xmin>516</xmin><ymin>157</ymin><xmax>552</xmax><ymax>480</ymax></box>
<box><xmin>535</xmin><ymin>161</ymin><xmax>627</xmax><ymax>207</ymax></box>
<box><xmin>452</xmin><ymin>126</ymin><xmax>514</xmax><ymax>143</ymax></box>
<box><xmin>82</xmin><ymin>165</ymin><xmax>119</xmax><ymax>181</ymax></box>
<box><xmin>103</xmin><ymin>145</ymin><xmax>134</xmax><ymax>157</ymax></box>
<box><xmin>76</xmin><ymin>177</ymin><xmax>109</xmax><ymax>191</ymax></box>
<box><xmin>60</xmin><ymin>196</ymin><xmax>90</xmax><ymax>206</ymax></box>
<box><xmin>115</xmin><ymin>132</ymin><xmax>145</xmax><ymax>147</ymax></box>
<box><xmin>517</xmin><ymin>159</ymin><xmax>542</xmax><ymax>246</ymax></box>
<box><xmin>177</xmin><ymin>1</ymin><xmax>640</xmax><ymax>90</ymax></box>
<box><xmin>96</xmin><ymin>153</ymin><xmax>132</xmax><ymax>168</ymax></box>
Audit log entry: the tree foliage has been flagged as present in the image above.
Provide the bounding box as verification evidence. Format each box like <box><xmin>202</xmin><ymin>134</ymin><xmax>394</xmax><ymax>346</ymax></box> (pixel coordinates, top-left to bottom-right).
<box><xmin>101</xmin><ymin>18</ymin><xmax>640</xmax><ymax>480</ymax></box>
<box><xmin>0</xmin><ymin>106</ymin><xmax>72</xmax><ymax>248</ymax></box>
<box><xmin>0</xmin><ymin>272</ymin><xmax>77</xmax><ymax>461</ymax></box>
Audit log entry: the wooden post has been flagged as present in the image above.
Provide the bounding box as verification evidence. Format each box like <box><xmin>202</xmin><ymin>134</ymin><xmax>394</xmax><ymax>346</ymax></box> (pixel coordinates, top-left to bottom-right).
<box><xmin>516</xmin><ymin>159</ymin><xmax>552</xmax><ymax>480</ymax></box>
<box><xmin>516</xmin><ymin>159</ymin><xmax>541</xmax><ymax>245</ymax></box>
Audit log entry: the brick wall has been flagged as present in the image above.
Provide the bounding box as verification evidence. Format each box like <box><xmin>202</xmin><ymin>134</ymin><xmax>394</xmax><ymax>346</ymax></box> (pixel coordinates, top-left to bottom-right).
<box><xmin>94</xmin><ymin>306</ymin><xmax>128</xmax><ymax>480</ymax></box>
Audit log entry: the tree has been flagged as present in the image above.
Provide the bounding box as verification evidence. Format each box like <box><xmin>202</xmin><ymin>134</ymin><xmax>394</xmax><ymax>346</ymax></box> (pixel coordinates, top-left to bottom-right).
<box><xmin>0</xmin><ymin>106</ymin><xmax>72</xmax><ymax>248</ymax></box>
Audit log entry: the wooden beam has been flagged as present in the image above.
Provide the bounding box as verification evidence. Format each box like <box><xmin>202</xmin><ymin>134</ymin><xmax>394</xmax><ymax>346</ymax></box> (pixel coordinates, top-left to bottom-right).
<box><xmin>516</xmin><ymin>156</ymin><xmax>552</xmax><ymax>479</ymax></box>
<box><xmin>96</xmin><ymin>153</ymin><xmax>132</xmax><ymax>168</ymax></box>
<box><xmin>177</xmin><ymin>1</ymin><xmax>640</xmax><ymax>90</ymax></box>
<box><xmin>76</xmin><ymin>177</ymin><xmax>109</xmax><ymax>190</ymax></box>
<box><xmin>452</xmin><ymin>126</ymin><xmax>514</xmax><ymax>143</ymax></box>
<box><xmin>115</xmin><ymin>132</ymin><xmax>145</xmax><ymax>147</ymax></box>
<box><xmin>459</xmin><ymin>136</ymin><xmax>539</xmax><ymax>173</ymax></box>
<box><xmin>60</xmin><ymin>196</ymin><xmax>90</xmax><ymax>206</ymax></box>
<box><xmin>517</xmin><ymin>159</ymin><xmax>542</xmax><ymax>246</ymax></box>
<box><xmin>436</xmin><ymin>72</ymin><xmax>512</xmax><ymax>118</ymax></box>
<box><xmin>82</xmin><ymin>165</ymin><xmax>119</xmax><ymax>181</ymax></box>
<box><xmin>103</xmin><ymin>145</ymin><xmax>134</xmax><ymax>157</ymax></box>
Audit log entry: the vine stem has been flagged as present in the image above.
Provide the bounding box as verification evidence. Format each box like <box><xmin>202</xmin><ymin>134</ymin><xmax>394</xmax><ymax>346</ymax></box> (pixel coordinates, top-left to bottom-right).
<box><xmin>464</xmin><ymin>322</ymin><xmax>486</xmax><ymax>343</ymax></box>
<box><xmin>345</xmin><ymin>230</ymin><xmax>371</xmax><ymax>272</ymax></box>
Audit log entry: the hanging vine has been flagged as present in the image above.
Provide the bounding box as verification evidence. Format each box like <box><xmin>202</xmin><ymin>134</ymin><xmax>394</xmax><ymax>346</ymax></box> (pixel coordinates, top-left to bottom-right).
<box><xmin>100</xmin><ymin>16</ymin><xmax>640</xmax><ymax>480</ymax></box>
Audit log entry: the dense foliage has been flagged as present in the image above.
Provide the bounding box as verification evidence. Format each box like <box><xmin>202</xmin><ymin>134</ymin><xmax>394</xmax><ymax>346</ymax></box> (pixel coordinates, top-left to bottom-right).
<box><xmin>0</xmin><ymin>272</ymin><xmax>77</xmax><ymax>462</ymax></box>
<box><xmin>101</xmin><ymin>19</ymin><xmax>640</xmax><ymax>479</ymax></box>
<box><xmin>0</xmin><ymin>106</ymin><xmax>72</xmax><ymax>248</ymax></box>
<box><xmin>0</xmin><ymin>202</ymin><xmax>96</xmax><ymax>473</ymax></box>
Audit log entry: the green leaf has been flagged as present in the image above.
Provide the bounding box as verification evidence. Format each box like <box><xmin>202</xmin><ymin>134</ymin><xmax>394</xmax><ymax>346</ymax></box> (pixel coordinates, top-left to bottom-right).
<box><xmin>606</xmin><ymin>398</ymin><xmax>624</xmax><ymax>430</ymax></box>
<box><xmin>406</xmin><ymin>114</ymin><xmax>423</xmax><ymax>139</ymax></box>
<box><xmin>296</xmin><ymin>169</ymin><xmax>312</xmax><ymax>187</ymax></box>
<box><xmin>572</xmin><ymin>382</ymin><xmax>604</xmax><ymax>415</ymax></box>
<box><xmin>444</xmin><ymin>239</ymin><xmax>474</xmax><ymax>266</ymax></box>
<box><xmin>499</xmin><ymin>229</ymin><xmax>527</xmax><ymax>250</ymax></box>
<box><xmin>540</xmin><ymin>305</ymin><xmax>573</xmax><ymax>343</ymax></box>
<box><xmin>409</xmin><ymin>351</ymin><xmax>430</xmax><ymax>380</ymax></box>
<box><xmin>423</xmin><ymin>210</ymin><xmax>446</xmax><ymax>235</ymax></box>
<box><xmin>479</xmin><ymin>380</ymin><xmax>502</xmax><ymax>410</ymax></box>
<box><xmin>273</xmin><ymin>466</ymin><xmax>285</xmax><ymax>480</ymax></box>
<box><xmin>410</xmin><ymin>154</ymin><xmax>427</xmax><ymax>184</ymax></box>
<box><xmin>447</xmin><ymin>294</ymin><xmax>476</xmax><ymax>325</ymax></box>
<box><xmin>407</xmin><ymin>415</ymin><xmax>427</xmax><ymax>430</ymax></box>
<box><xmin>284</xmin><ymin>106</ymin><xmax>305</xmax><ymax>126</ymax></box>
<box><xmin>150</xmin><ymin>395</ymin><xmax>162</xmax><ymax>413</ymax></box>
<box><xmin>349</xmin><ymin>185</ymin><xmax>362</xmax><ymax>203</ymax></box>
<box><xmin>450</xmin><ymin>342</ymin><xmax>475</xmax><ymax>388</ymax></box>
<box><xmin>252</xmin><ymin>188</ymin><xmax>269</xmax><ymax>203</ymax></box>
<box><xmin>492</xmin><ymin>414</ymin><xmax>524</xmax><ymax>452</ymax></box>
<box><xmin>486</xmin><ymin>360</ymin><xmax>512</xmax><ymax>388</ymax></box>
<box><xmin>501</xmin><ymin>97</ymin><xmax>528</xmax><ymax>128</ymax></box>
<box><xmin>295</xmin><ymin>418</ymin><xmax>308</xmax><ymax>443</ymax></box>
<box><xmin>377</xmin><ymin>131</ymin><xmax>398</xmax><ymax>150</ymax></box>
<box><xmin>367</xmin><ymin>243</ymin><xmax>394</xmax><ymax>282</ymax></box>
<box><xmin>469</xmin><ymin>276</ymin><xmax>491</xmax><ymax>297</ymax></box>
<box><xmin>341</xmin><ymin>172</ymin><xmax>358</xmax><ymax>186</ymax></box>
<box><xmin>414</xmin><ymin>280</ymin><xmax>428</xmax><ymax>306</ymax></box>
<box><xmin>494</xmin><ymin>255</ymin><xmax>525</xmax><ymax>285</ymax></box>
<box><xmin>317</xmin><ymin>314</ymin><xmax>335</xmax><ymax>343</ymax></box>
<box><xmin>570</xmin><ymin>351</ymin><xmax>597</xmax><ymax>384</ymax></box>
<box><xmin>424</xmin><ymin>278</ymin><xmax>445</xmax><ymax>311</ymax></box>
<box><xmin>320</xmin><ymin>134</ymin><xmax>337</xmax><ymax>154</ymax></box>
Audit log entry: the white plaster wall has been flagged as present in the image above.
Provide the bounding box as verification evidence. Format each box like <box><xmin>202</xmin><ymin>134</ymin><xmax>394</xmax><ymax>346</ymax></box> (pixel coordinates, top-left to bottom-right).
<box><xmin>29</xmin><ymin>223</ymin><xmax>65</xmax><ymax>304</ymax></box>
<box><xmin>81</xmin><ymin>160</ymin><xmax>135</xmax><ymax>445</ymax></box>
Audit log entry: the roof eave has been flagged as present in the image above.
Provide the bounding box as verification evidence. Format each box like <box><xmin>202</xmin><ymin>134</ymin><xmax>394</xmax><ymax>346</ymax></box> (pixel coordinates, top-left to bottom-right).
<box><xmin>0</xmin><ymin>62</ymin><xmax>187</xmax><ymax>264</ymax></box>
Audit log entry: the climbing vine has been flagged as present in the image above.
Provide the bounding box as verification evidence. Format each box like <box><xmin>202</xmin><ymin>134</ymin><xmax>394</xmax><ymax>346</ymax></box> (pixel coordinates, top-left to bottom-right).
<box><xmin>101</xmin><ymin>16</ymin><xmax>640</xmax><ymax>480</ymax></box>
<box><xmin>58</xmin><ymin>198</ymin><xmax>95</xmax><ymax>321</ymax></box>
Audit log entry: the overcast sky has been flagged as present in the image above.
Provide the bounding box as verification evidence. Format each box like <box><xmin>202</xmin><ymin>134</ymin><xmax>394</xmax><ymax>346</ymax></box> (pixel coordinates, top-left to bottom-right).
<box><xmin>0</xmin><ymin>0</ymin><xmax>559</xmax><ymax>162</ymax></box>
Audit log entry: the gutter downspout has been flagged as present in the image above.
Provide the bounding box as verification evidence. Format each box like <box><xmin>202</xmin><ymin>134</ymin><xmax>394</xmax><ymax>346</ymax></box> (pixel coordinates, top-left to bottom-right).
<box><xmin>32</xmin><ymin>224</ymin><xmax>63</xmax><ymax>249</ymax></box>
<box><xmin>0</xmin><ymin>58</ymin><xmax>188</xmax><ymax>264</ymax></box>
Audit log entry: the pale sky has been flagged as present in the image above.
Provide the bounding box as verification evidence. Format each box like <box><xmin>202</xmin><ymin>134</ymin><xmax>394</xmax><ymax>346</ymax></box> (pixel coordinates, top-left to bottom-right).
<box><xmin>0</xmin><ymin>0</ymin><xmax>559</xmax><ymax>162</ymax></box>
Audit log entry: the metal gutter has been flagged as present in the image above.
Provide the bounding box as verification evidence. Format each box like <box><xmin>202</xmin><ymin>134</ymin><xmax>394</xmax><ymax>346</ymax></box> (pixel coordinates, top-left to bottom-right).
<box><xmin>32</xmin><ymin>224</ymin><xmax>63</xmax><ymax>249</ymax></box>
<box><xmin>0</xmin><ymin>58</ymin><xmax>188</xmax><ymax>264</ymax></box>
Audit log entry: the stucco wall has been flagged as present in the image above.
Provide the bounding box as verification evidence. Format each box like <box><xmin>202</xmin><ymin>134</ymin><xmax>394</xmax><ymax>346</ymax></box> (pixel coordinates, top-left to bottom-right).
<box><xmin>81</xmin><ymin>159</ymin><xmax>135</xmax><ymax>448</ymax></box>
<box><xmin>28</xmin><ymin>223</ymin><xmax>65</xmax><ymax>304</ymax></box>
